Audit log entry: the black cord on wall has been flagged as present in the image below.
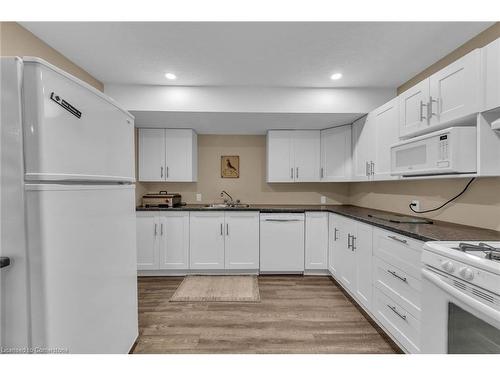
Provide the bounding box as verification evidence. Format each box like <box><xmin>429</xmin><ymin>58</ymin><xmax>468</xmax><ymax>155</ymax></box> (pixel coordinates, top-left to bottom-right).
<box><xmin>408</xmin><ymin>177</ymin><xmax>476</xmax><ymax>214</ymax></box>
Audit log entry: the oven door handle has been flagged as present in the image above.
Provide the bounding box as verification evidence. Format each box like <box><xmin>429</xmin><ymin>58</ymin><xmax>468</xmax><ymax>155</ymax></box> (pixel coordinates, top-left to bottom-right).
<box><xmin>422</xmin><ymin>268</ymin><xmax>500</xmax><ymax>325</ymax></box>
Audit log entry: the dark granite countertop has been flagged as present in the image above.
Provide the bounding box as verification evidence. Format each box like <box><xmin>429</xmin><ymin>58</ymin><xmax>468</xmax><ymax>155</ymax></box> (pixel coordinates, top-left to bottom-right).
<box><xmin>136</xmin><ymin>204</ymin><xmax>500</xmax><ymax>242</ymax></box>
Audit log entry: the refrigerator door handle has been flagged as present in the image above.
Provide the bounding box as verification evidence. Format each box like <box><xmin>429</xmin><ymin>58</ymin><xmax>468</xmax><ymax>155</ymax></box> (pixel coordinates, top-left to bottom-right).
<box><xmin>0</xmin><ymin>257</ymin><xmax>11</xmax><ymax>269</ymax></box>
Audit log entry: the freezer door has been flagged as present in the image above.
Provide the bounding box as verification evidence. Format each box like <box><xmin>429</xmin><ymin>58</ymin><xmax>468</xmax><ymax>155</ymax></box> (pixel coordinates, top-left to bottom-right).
<box><xmin>22</xmin><ymin>58</ymin><xmax>135</xmax><ymax>182</ymax></box>
<box><xmin>25</xmin><ymin>184</ymin><xmax>138</xmax><ymax>353</ymax></box>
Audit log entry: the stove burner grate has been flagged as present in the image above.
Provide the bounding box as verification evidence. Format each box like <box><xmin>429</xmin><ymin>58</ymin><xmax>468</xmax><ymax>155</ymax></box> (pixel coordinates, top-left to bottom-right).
<box><xmin>456</xmin><ymin>242</ymin><xmax>500</xmax><ymax>261</ymax></box>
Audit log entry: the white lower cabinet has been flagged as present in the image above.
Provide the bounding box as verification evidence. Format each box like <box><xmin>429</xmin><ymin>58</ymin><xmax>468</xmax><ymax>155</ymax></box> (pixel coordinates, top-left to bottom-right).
<box><xmin>190</xmin><ymin>211</ymin><xmax>260</xmax><ymax>272</ymax></box>
<box><xmin>224</xmin><ymin>211</ymin><xmax>260</xmax><ymax>270</ymax></box>
<box><xmin>305</xmin><ymin>212</ymin><xmax>328</xmax><ymax>271</ymax></box>
<box><xmin>159</xmin><ymin>212</ymin><xmax>189</xmax><ymax>270</ymax></box>
<box><xmin>136</xmin><ymin>212</ymin><xmax>160</xmax><ymax>270</ymax></box>
<box><xmin>189</xmin><ymin>212</ymin><xmax>226</xmax><ymax>270</ymax></box>
<box><xmin>136</xmin><ymin>211</ymin><xmax>189</xmax><ymax>271</ymax></box>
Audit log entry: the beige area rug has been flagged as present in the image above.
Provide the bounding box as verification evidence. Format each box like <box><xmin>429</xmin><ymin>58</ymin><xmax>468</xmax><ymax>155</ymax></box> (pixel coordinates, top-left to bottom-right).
<box><xmin>170</xmin><ymin>275</ymin><xmax>260</xmax><ymax>302</ymax></box>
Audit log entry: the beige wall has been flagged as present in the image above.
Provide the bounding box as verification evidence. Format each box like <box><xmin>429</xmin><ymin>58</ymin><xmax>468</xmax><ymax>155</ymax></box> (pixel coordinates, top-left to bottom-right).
<box><xmin>0</xmin><ymin>22</ymin><xmax>103</xmax><ymax>91</ymax></box>
<box><xmin>398</xmin><ymin>22</ymin><xmax>500</xmax><ymax>94</ymax></box>
<box><xmin>136</xmin><ymin>134</ymin><xmax>350</xmax><ymax>206</ymax></box>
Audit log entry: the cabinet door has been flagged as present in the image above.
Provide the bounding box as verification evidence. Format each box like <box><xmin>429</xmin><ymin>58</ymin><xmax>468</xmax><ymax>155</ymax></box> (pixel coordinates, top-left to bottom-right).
<box><xmin>165</xmin><ymin>129</ymin><xmax>197</xmax><ymax>182</ymax></box>
<box><xmin>305</xmin><ymin>212</ymin><xmax>328</xmax><ymax>270</ymax></box>
<box><xmin>224</xmin><ymin>212</ymin><xmax>260</xmax><ymax>270</ymax></box>
<box><xmin>482</xmin><ymin>38</ymin><xmax>500</xmax><ymax>111</ymax></box>
<box><xmin>398</xmin><ymin>79</ymin><xmax>430</xmax><ymax>138</ymax></box>
<box><xmin>293</xmin><ymin>130</ymin><xmax>321</xmax><ymax>182</ymax></box>
<box><xmin>159</xmin><ymin>212</ymin><xmax>189</xmax><ymax>270</ymax></box>
<box><xmin>321</xmin><ymin>125</ymin><xmax>352</xmax><ymax>181</ymax></box>
<box><xmin>429</xmin><ymin>49</ymin><xmax>481</xmax><ymax>126</ymax></box>
<box><xmin>338</xmin><ymin>217</ymin><xmax>357</xmax><ymax>292</ymax></box>
<box><xmin>373</xmin><ymin>98</ymin><xmax>400</xmax><ymax>181</ymax></box>
<box><xmin>189</xmin><ymin>212</ymin><xmax>225</xmax><ymax>270</ymax></box>
<box><xmin>138</xmin><ymin>129</ymin><xmax>165</xmax><ymax>181</ymax></box>
<box><xmin>352</xmin><ymin>115</ymin><xmax>374</xmax><ymax>180</ymax></box>
<box><xmin>136</xmin><ymin>212</ymin><xmax>159</xmax><ymax>270</ymax></box>
<box><xmin>328</xmin><ymin>214</ymin><xmax>342</xmax><ymax>277</ymax></box>
<box><xmin>354</xmin><ymin>222</ymin><xmax>373</xmax><ymax>310</ymax></box>
<box><xmin>267</xmin><ymin>131</ymin><xmax>294</xmax><ymax>182</ymax></box>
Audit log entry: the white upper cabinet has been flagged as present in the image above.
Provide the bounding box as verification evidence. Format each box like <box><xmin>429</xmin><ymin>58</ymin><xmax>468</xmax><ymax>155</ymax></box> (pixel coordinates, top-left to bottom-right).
<box><xmin>399</xmin><ymin>49</ymin><xmax>481</xmax><ymax>139</ymax></box>
<box><xmin>138</xmin><ymin>128</ymin><xmax>197</xmax><ymax>182</ymax></box>
<box><xmin>267</xmin><ymin>130</ymin><xmax>294</xmax><ymax>182</ymax></box>
<box><xmin>138</xmin><ymin>129</ymin><xmax>165</xmax><ymax>182</ymax></box>
<box><xmin>373</xmin><ymin>98</ymin><xmax>400</xmax><ymax>180</ymax></box>
<box><xmin>164</xmin><ymin>129</ymin><xmax>198</xmax><ymax>182</ymax></box>
<box><xmin>320</xmin><ymin>125</ymin><xmax>352</xmax><ymax>181</ymax></box>
<box><xmin>293</xmin><ymin>131</ymin><xmax>321</xmax><ymax>182</ymax></box>
<box><xmin>398</xmin><ymin>80</ymin><xmax>430</xmax><ymax>139</ymax></box>
<box><xmin>267</xmin><ymin>130</ymin><xmax>320</xmax><ymax>182</ymax></box>
<box><xmin>305</xmin><ymin>212</ymin><xmax>328</xmax><ymax>271</ymax></box>
<box><xmin>481</xmin><ymin>37</ymin><xmax>500</xmax><ymax>112</ymax></box>
<box><xmin>428</xmin><ymin>49</ymin><xmax>481</xmax><ymax>127</ymax></box>
<box><xmin>352</xmin><ymin>114</ymin><xmax>375</xmax><ymax>180</ymax></box>
<box><xmin>224</xmin><ymin>211</ymin><xmax>260</xmax><ymax>270</ymax></box>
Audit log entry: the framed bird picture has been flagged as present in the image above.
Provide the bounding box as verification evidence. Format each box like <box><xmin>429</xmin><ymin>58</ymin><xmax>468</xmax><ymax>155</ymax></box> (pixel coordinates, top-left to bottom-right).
<box><xmin>221</xmin><ymin>155</ymin><xmax>240</xmax><ymax>178</ymax></box>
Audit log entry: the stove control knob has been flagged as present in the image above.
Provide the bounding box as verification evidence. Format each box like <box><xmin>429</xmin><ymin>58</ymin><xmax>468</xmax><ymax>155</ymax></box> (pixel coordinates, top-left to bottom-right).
<box><xmin>441</xmin><ymin>260</ymin><xmax>455</xmax><ymax>273</ymax></box>
<box><xmin>459</xmin><ymin>267</ymin><xmax>474</xmax><ymax>281</ymax></box>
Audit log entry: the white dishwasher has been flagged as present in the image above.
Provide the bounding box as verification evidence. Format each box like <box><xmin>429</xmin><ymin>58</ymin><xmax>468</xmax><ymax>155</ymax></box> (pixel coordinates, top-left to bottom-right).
<box><xmin>260</xmin><ymin>213</ymin><xmax>305</xmax><ymax>273</ymax></box>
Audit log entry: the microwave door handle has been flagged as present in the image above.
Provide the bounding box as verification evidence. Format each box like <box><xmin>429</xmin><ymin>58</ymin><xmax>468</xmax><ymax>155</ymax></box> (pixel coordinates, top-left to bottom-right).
<box><xmin>422</xmin><ymin>268</ymin><xmax>500</xmax><ymax>324</ymax></box>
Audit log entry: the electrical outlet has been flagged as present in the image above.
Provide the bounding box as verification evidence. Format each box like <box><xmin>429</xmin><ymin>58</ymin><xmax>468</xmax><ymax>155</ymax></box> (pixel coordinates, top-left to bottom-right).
<box><xmin>411</xmin><ymin>200</ymin><xmax>420</xmax><ymax>211</ymax></box>
<box><xmin>196</xmin><ymin>193</ymin><xmax>202</xmax><ymax>202</ymax></box>
<box><xmin>320</xmin><ymin>196</ymin><xmax>326</xmax><ymax>204</ymax></box>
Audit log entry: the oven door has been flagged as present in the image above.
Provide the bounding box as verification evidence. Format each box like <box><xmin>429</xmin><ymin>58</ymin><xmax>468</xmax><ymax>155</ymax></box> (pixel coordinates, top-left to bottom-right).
<box><xmin>421</xmin><ymin>267</ymin><xmax>500</xmax><ymax>354</ymax></box>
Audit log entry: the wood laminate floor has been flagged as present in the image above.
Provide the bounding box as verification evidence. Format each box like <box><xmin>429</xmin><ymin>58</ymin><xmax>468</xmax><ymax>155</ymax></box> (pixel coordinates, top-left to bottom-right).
<box><xmin>132</xmin><ymin>276</ymin><xmax>400</xmax><ymax>354</ymax></box>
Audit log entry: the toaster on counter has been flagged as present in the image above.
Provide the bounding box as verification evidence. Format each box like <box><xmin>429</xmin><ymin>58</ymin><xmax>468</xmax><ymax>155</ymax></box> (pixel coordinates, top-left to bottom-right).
<box><xmin>142</xmin><ymin>191</ymin><xmax>182</xmax><ymax>208</ymax></box>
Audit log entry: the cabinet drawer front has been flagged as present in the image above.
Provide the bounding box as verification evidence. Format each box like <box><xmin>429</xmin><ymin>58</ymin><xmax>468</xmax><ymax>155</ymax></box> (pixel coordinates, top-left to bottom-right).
<box><xmin>373</xmin><ymin>256</ymin><xmax>421</xmax><ymax>319</ymax></box>
<box><xmin>373</xmin><ymin>228</ymin><xmax>424</xmax><ymax>279</ymax></box>
<box><xmin>373</xmin><ymin>288</ymin><xmax>420</xmax><ymax>353</ymax></box>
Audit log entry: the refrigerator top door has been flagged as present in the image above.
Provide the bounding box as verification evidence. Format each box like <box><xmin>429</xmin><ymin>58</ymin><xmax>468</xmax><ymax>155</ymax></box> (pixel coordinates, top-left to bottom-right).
<box><xmin>22</xmin><ymin>57</ymin><xmax>135</xmax><ymax>182</ymax></box>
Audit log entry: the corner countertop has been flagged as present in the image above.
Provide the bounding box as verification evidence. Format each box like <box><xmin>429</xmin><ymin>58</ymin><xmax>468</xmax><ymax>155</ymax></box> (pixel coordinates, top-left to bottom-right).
<box><xmin>136</xmin><ymin>204</ymin><xmax>500</xmax><ymax>242</ymax></box>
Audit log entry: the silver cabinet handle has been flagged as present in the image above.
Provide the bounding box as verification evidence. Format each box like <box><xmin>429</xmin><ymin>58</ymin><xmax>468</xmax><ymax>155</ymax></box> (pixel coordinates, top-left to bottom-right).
<box><xmin>220</xmin><ymin>223</ymin><xmax>223</xmax><ymax>236</ymax></box>
<box><xmin>366</xmin><ymin>162</ymin><xmax>369</xmax><ymax>176</ymax></box>
<box><xmin>333</xmin><ymin>228</ymin><xmax>339</xmax><ymax>241</ymax></box>
<box><xmin>351</xmin><ymin>235</ymin><xmax>356</xmax><ymax>251</ymax></box>
<box><xmin>160</xmin><ymin>223</ymin><xmax>163</xmax><ymax>236</ymax></box>
<box><xmin>387</xmin><ymin>269</ymin><xmax>407</xmax><ymax>283</ymax></box>
<box><xmin>296</xmin><ymin>167</ymin><xmax>299</xmax><ymax>179</ymax></box>
<box><xmin>320</xmin><ymin>167</ymin><xmax>324</xmax><ymax>179</ymax></box>
<box><xmin>160</xmin><ymin>166</ymin><xmax>164</xmax><ymax>178</ymax></box>
<box><xmin>387</xmin><ymin>304</ymin><xmax>407</xmax><ymax>321</ymax></box>
<box><xmin>347</xmin><ymin>234</ymin><xmax>352</xmax><ymax>249</ymax></box>
<box><xmin>226</xmin><ymin>223</ymin><xmax>229</xmax><ymax>235</ymax></box>
<box><xmin>290</xmin><ymin>168</ymin><xmax>294</xmax><ymax>180</ymax></box>
<box><xmin>154</xmin><ymin>223</ymin><xmax>157</xmax><ymax>236</ymax></box>
<box><xmin>388</xmin><ymin>235</ymin><xmax>408</xmax><ymax>244</ymax></box>
<box><xmin>166</xmin><ymin>166</ymin><xmax>169</xmax><ymax>178</ymax></box>
<box><xmin>0</xmin><ymin>256</ymin><xmax>11</xmax><ymax>269</ymax></box>
<box><xmin>370</xmin><ymin>161</ymin><xmax>375</xmax><ymax>176</ymax></box>
<box><xmin>429</xmin><ymin>96</ymin><xmax>439</xmax><ymax>120</ymax></box>
<box><xmin>419</xmin><ymin>100</ymin><xmax>428</xmax><ymax>122</ymax></box>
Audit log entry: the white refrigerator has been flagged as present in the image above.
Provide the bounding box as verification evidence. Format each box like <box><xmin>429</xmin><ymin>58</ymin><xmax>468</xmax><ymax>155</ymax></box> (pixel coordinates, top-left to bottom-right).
<box><xmin>0</xmin><ymin>57</ymin><xmax>138</xmax><ymax>353</ymax></box>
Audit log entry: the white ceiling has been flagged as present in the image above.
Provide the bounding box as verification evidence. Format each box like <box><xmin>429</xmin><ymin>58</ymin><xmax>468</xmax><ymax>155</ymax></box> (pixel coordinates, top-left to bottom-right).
<box><xmin>21</xmin><ymin>22</ymin><xmax>493</xmax><ymax>88</ymax></box>
<box><xmin>131</xmin><ymin>111</ymin><xmax>362</xmax><ymax>134</ymax></box>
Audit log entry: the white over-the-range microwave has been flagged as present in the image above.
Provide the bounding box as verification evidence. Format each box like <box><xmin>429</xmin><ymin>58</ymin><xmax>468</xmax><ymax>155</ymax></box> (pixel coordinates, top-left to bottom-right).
<box><xmin>391</xmin><ymin>127</ymin><xmax>477</xmax><ymax>177</ymax></box>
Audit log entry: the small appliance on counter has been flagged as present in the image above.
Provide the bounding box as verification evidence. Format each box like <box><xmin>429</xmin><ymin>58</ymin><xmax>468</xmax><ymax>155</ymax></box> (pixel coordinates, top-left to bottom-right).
<box><xmin>142</xmin><ymin>191</ymin><xmax>182</xmax><ymax>208</ymax></box>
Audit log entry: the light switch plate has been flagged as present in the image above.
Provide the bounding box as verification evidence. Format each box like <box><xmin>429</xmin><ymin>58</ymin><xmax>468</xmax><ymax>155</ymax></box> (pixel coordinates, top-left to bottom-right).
<box><xmin>320</xmin><ymin>196</ymin><xmax>326</xmax><ymax>204</ymax></box>
<box><xmin>196</xmin><ymin>193</ymin><xmax>202</xmax><ymax>202</ymax></box>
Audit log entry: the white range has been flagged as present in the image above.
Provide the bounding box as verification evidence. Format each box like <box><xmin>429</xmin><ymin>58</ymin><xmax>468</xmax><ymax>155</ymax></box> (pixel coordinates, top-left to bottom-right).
<box><xmin>421</xmin><ymin>241</ymin><xmax>500</xmax><ymax>354</ymax></box>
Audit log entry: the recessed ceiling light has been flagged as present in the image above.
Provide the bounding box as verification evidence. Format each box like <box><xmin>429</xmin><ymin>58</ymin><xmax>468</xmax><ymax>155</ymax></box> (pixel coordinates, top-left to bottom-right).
<box><xmin>165</xmin><ymin>72</ymin><xmax>177</xmax><ymax>80</ymax></box>
<box><xmin>330</xmin><ymin>73</ymin><xmax>343</xmax><ymax>80</ymax></box>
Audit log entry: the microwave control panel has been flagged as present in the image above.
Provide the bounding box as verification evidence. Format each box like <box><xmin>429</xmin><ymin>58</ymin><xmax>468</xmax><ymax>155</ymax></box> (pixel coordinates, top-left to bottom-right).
<box><xmin>437</xmin><ymin>134</ymin><xmax>450</xmax><ymax>168</ymax></box>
